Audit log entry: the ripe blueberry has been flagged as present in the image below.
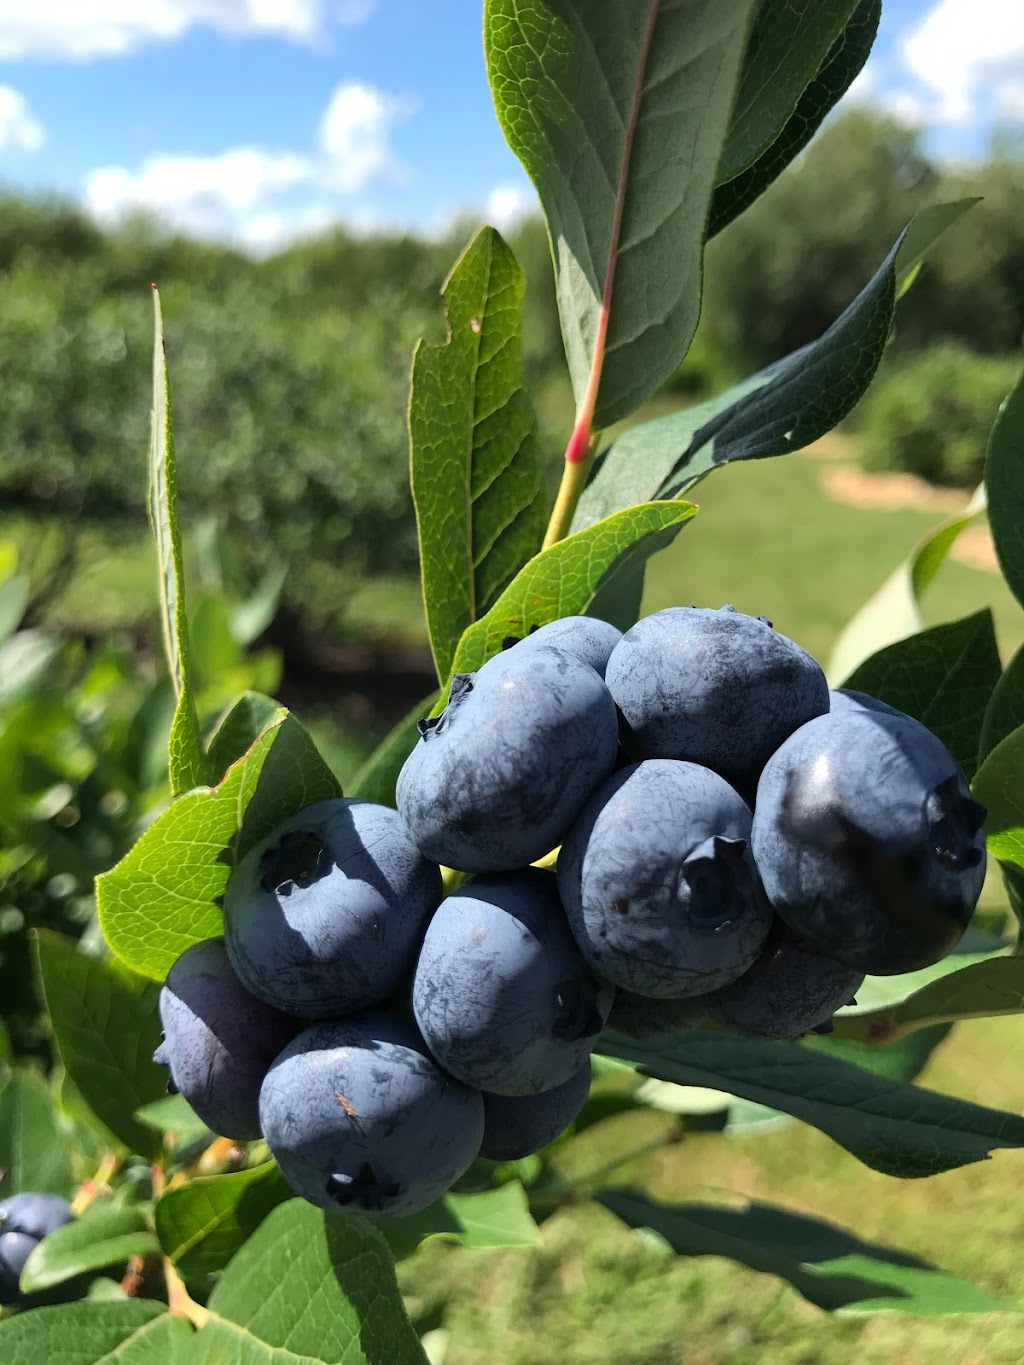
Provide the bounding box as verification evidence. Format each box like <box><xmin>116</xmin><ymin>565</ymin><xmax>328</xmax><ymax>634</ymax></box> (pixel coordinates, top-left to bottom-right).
<box><xmin>557</xmin><ymin>760</ymin><xmax>772</xmax><ymax>998</ymax></box>
<box><xmin>752</xmin><ymin>709</ymin><xmax>987</xmax><ymax>974</ymax></box>
<box><xmin>224</xmin><ymin>798</ymin><xmax>442</xmax><ymax>1019</ymax></box>
<box><xmin>605</xmin><ymin>606</ymin><xmax>829</xmax><ymax>794</ymax></box>
<box><xmin>397</xmin><ymin>645</ymin><xmax>619</xmax><ymax>872</ymax></box>
<box><xmin>155</xmin><ymin>938</ymin><xmax>300</xmax><ymax>1139</ymax></box>
<box><xmin>259</xmin><ymin>1014</ymin><xmax>483</xmax><ymax>1218</ymax></box>
<box><xmin>413</xmin><ymin>868</ymin><xmax>614</xmax><ymax>1096</ymax></box>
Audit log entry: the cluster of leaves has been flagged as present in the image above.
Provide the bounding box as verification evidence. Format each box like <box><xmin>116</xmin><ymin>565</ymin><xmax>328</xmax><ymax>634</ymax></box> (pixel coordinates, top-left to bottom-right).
<box><xmin>5</xmin><ymin>2</ymin><xmax>1024</xmax><ymax>1359</ymax></box>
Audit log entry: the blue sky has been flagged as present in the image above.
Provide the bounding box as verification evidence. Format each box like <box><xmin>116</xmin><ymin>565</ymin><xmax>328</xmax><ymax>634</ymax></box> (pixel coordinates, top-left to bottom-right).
<box><xmin>0</xmin><ymin>1</ymin><xmax>1020</xmax><ymax>253</ymax></box>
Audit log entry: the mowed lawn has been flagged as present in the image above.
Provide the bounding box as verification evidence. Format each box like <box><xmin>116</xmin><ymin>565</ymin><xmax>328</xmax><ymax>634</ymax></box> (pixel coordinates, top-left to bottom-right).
<box><xmin>402</xmin><ymin>1014</ymin><xmax>1024</xmax><ymax>1365</ymax></box>
<box><xmin>640</xmin><ymin>442</ymin><xmax>1022</xmax><ymax>668</ymax></box>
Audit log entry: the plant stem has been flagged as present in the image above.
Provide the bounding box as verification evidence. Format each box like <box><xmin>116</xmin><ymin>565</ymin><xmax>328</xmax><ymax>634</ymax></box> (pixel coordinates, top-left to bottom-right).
<box><xmin>542</xmin><ymin>430</ymin><xmax>597</xmax><ymax>551</ymax></box>
<box><xmin>164</xmin><ymin>1255</ymin><xmax>211</xmax><ymax>1329</ymax></box>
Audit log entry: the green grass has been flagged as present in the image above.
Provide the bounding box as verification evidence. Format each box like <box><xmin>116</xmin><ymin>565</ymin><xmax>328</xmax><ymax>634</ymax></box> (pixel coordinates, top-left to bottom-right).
<box><xmin>640</xmin><ymin>448</ymin><xmax>1022</xmax><ymax>667</ymax></box>
<box><xmin>401</xmin><ymin>1015</ymin><xmax>1024</xmax><ymax>1364</ymax></box>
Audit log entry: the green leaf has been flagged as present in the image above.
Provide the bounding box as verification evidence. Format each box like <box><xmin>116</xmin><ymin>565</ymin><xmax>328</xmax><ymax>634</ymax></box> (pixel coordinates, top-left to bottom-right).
<box><xmin>134</xmin><ymin>1094</ymin><xmax>212</xmax><ymax>1144</ymax></box>
<box><xmin>827</xmin><ymin>487</ymin><xmax>986</xmax><ymax>686</ymax></box>
<box><xmin>485</xmin><ymin>0</ymin><xmax>758</xmax><ymax>428</ymax></box>
<box><xmin>149</xmin><ymin>287</ymin><xmax>207</xmax><ymax>797</ymax></box>
<box><xmin>21</xmin><ymin>1204</ymin><xmax>159</xmax><ymax>1293</ymax></box>
<box><xmin>807</xmin><ymin>1025</ymin><xmax>952</xmax><ymax>1083</ymax></box>
<box><xmin>973</xmin><ymin>724</ymin><xmax>1024</xmax><ymax>866</ymax></box>
<box><xmin>833</xmin><ymin>953</ymin><xmax>1024</xmax><ymax>1045</ymax></box>
<box><xmin>446</xmin><ymin>501</ymin><xmax>696</xmax><ymax>682</ymax></box>
<box><xmin>206</xmin><ymin>691</ymin><xmax>284</xmax><ymax>781</ymax></box>
<box><xmin>190</xmin><ymin>1201</ymin><xmax>426</xmax><ymax>1364</ymax></box>
<box><xmin>155</xmin><ymin>1163</ymin><xmax>292</xmax><ymax>1280</ymax></box>
<box><xmin>598</xmin><ymin>1190</ymin><xmax>1019</xmax><ymax>1315</ymax></box>
<box><xmin>36</xmin><ymin>932</ymin><xmax>167</xmax><ymax>1159</ymax></box>
<box><xmin>371</xmin><ymin>1183</ymin><xmax>541</xmax><ymax>1262</ymax></box>
<box><xmin>717</xmin><ymin>0</ymin><xmax>859</xmax><ymax>185</ymax></box>
<box><xmin>0</xmin><ymin>1302</ymin><xmax>191</xmax><ymax>1364</ymax></box>
<box><xmin>980</xmin><ymin>644</ymin><xmax>1024</xmax><ymax>760</ymax></box>
<box><xmin>708</xmin><ymin>0</ymin><xmax>881</xmax><ymax>236</ymax></box>
<box><xmin>574</xmin><ymin>201</ymin><xmax>977</xmax><ymax>528</ymax></box>
<box><xmin>444</xmin><ymin>1183</ymin><xmax>541</xmax><ymax>1250</ymax></box>
<box><xmin>231</xmin><ymin>560</ymin><xmax>288</xmax><ymax>646</ymax></box>
<box><xmin>0</xmin><ymin>1069</ymin><xmax>74</xmax><ymax>1199</ymax></box>
<box><xmin>411</xmin><ymin>227</ymin><xmax>546</xmax><ymax>684</ymax></box>
<box><xmin>349</xmin><ymin>692</ymin><xmax>441</xmax><ymax>806</ymax></box>
<box><xmin>97</xmin><ymin>711</ymin><xmax>341</xmax><ymax>980</ymax></box>
<box><xmin>841</xmin><ymin>610</ymin><xmax>1001</xmax><ymax>781</ymax></box>
<box><xmin>985</xmin><ymin>370</ymin><xmax>1024</xmax><ymax>610</ymax></box>
<box><xmin>599</xmin><ymin>1029</ymin><xmax>1024</xmax><ymax>1177</ymax></box>
<box><xmin>0</xmin><ymin>569</ymin><xmax>28</xmax><ymax>645</ymax></box>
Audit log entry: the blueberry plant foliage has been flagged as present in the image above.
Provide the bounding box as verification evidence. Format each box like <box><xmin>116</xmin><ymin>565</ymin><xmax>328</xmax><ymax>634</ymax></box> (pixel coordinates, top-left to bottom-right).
<box><xmin>4</xmin><ymin>2</ymin><xmax>1024</xmax><ymax>1357</ymax></box>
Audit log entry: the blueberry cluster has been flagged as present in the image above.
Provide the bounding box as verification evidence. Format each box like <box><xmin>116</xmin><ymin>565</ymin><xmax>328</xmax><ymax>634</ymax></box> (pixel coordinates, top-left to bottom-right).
<box><xmin>154</xmin><ymin>607</ymin><xmax>988</xmax><ymax>1219</ymax></box>
<box><xmin>0</xmin><ymin>1195</ymin><xmax>74</xmax><ymax>1304</ymax></box>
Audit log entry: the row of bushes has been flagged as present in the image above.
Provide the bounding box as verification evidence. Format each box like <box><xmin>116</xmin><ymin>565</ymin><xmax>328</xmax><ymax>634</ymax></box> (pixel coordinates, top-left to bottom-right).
<box><xmin>852</xmin><ymin>344</ymin><xmax>1022</xmax><ymax>487</ymax></box>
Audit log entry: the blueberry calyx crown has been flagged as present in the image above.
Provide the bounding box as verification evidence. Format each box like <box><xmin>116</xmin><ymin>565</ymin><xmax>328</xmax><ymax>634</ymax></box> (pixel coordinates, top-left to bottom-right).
<box><xmin>681</xmin><ymin>835</ymin><xmax>750</xmax><ymax>926</ymax></box>
<box><xmin>418</xmin><ymin>673</ymin><xmax>474</xmax><ymax>739</ymax></box>
<box><xmin>926</xmin><ymin>776</ymin><xmax>986</xmax><ymax>872</ymax></box>
<box><xmin>551</xmin><ymin>977</ymin><xmax>604</xmax><ymax>1040</ymax></box>
<box><xmin>326</xmin><ymin>1162</ymin><xmax>402</xmax><ymax>1212</ymax></box>
<box><xmin>259</xmin><ymin>830</ymin><xmax>326</xmax><ymax>895</ymax></box>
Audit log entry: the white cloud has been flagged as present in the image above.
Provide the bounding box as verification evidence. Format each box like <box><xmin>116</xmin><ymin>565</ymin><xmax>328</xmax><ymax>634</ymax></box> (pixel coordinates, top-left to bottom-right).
<box><xmin>318</xmin><ymin>82</ymin><xmax>407</xmax><ymax>192</ymax></box>
<box><xmin>0</xmin><ymin>86</ymin><xmax>44</xmax><ymax>151</ymax></box>
<box><xmin>901</xmin><ymin>0</ymin><xmax>1024</xmax><ymax>123</ymax></box>
<box><xmin>85</xmin><ymin>146</ymin><xmax>313</xmax><ymax>236</ymax></box>
<box><xmin>484</xmin><ymin>182</ymin><xmax>539</xmax><ymax>232</ymax></box>
<box><xmin>0</xmin><ymin>0</ymin><xmax>373</xmax><ymax>61</ymax></box>
<box><xmin>83</xmin><ymin>79</ymin><xmax>407</xmax><ymax>246</ymax></box>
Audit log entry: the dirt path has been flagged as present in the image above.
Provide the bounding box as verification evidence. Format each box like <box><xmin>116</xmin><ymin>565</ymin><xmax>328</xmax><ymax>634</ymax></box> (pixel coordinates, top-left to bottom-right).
<box><xmin>804</xmin><ymin>436</ymin><xmax>998</xmax><ymax>574</ymax></box>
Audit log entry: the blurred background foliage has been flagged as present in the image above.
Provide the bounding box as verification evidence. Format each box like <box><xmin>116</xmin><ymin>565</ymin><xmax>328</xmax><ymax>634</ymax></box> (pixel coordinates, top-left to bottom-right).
<box><xmin>1</xmin><ymin>107</ymin><xmax>1022</xmax><ymax>1057</ymax></box>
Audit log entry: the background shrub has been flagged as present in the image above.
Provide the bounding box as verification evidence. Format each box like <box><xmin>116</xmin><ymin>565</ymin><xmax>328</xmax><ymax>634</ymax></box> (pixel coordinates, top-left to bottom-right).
<box><xmin>854</xmin><ymin>343</ymin><xmax>1023</xmax><ymax>486</ymax></box>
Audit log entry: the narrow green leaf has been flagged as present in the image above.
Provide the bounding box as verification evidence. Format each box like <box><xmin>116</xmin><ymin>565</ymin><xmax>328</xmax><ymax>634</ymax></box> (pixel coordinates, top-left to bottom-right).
<box><xmin>0</xmin><ymin>1302</ymin><xmax>189</xmax><ymax>1364</ymax></box>
<box><xmin>0</xmin><ymin>569</ymin><xmax>28</xmax><ymax>645</ymax></box>
<box><xmin>717</xmin><ymin>0</ymin><xmax>859</xmax><ymax>184</ymax></box>
<box><xmin>0</xmin><ymin>1069</ymin><xmax>74</xmax><ymax>1199</ymax></box>
<box><xmin>134</xmin><ymin>1094</ymin><xmax>211</xmax><ymax>1143</ymax></box>
<box><xmin>21</xmin><ymin>1204</ymin><xmax>159</xmax><ymax>1293</ymax></box>
<box><xmin>230</xmin><ymin>560</ymin><xmax>288</xmax><ymax>646</ymax></box>
<box><xmin>980</xmin><ymin>644</ymin><xmax>1024</xmax><ymax>760</ymax></box>
<box><xmin>155</xmin><ymin>1163</ymin><xmax>292</xmax><ymax>1280</ymax></box>
<box><xmin>36</xmin><ymin>933</ymin><xmax>166</xmax><ymax>1159</ymax></box>
<box><xmin>598</xmin><ymin>1190</ymin><xmax>1018</xmax><ymax>1315</ymax></box>
<box><xmin>985</xmin><ymin>371</ymin><xmax>1024</xmax><ymax>609</ymax></box>
<box><xmin>371</xmin><ymin>1183</ymin><xmax>540</xmax><ymax>1261</ymax></box>
<box><xmin>149</xmin><ymin>287</ymin><xmax>207</xmax><ymax>796</ymax></box>
<box><xmin>206</xmin><ymin>691</ymin><xmax>284</xmax><ymax>781</ymax></box>
<box><xmin>349</xmin><ymin>692</ymin><xmax>440</xmax><ymax>805</ymax></box>
<box><xmin>841</xmin><ymin>610</ymin><xmax>1001</xmax><ymax>781</ymax></box>
<box><xmin>973</xmin><ymin>724</ymin><xmax>1024</xmax><ymax>866</ymax></box>
<box><xmin>833</xmin><ymin>954</ymin><xmax>1023</xmax><ymax>1044</ymax></box>
<box><xmin>411</xmin><ymin>228</ymin><xmax>546</xmax><ymax>684</ymax></box>
<box><xmin>574</xmin><ymin>202</ymin><xmax>977</xmax><ymax>528</ymax></box>
<box><xmin>486</xmin><ymin>0</ymin><xmax>758</xmax><ymax>428</ymax></box>
<box><xmin>806</xmin><ymin>1025</ymin><xmax>952</xmax><ymax>1085</ymax></box>
<box><xmin>599</xmin><ymin>1029</ymin><xmax>1024</xmax><ymax>1177</ymax></box>
<box><xmin>827</xmin><ymin>489</ymin><xmax>985</xmax><ymax>686</ymax></box>
<box><xmin>97</xmin><ymin>711</ymin><xmax>340</xmax><ymax>980</ymax></box>
<box><xmin>446</xmin><ymin>501</ymin><xmax>696</xmax><ymax>682</ymax></box>
<box><xmin>190</xmin><ymin>1201</ymin><xmax>426</xmax><ymax>1364</ymax></box>
<box><xmin>708</xmin><ymin>0</ymin><xmax>880</xmax><ymax>236</ymax></box>
<box><xmin>444</xmin><ymin>1183</ymin><xmax>541</xmax><ymax>1249</ymax></box>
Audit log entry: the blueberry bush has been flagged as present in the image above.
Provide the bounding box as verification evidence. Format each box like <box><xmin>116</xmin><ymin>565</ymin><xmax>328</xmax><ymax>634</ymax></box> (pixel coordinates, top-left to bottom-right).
<box><xmin>4</xmin><ymin>3</ymin><xmax>1024</xmax><ymax>1359</ymax></box>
